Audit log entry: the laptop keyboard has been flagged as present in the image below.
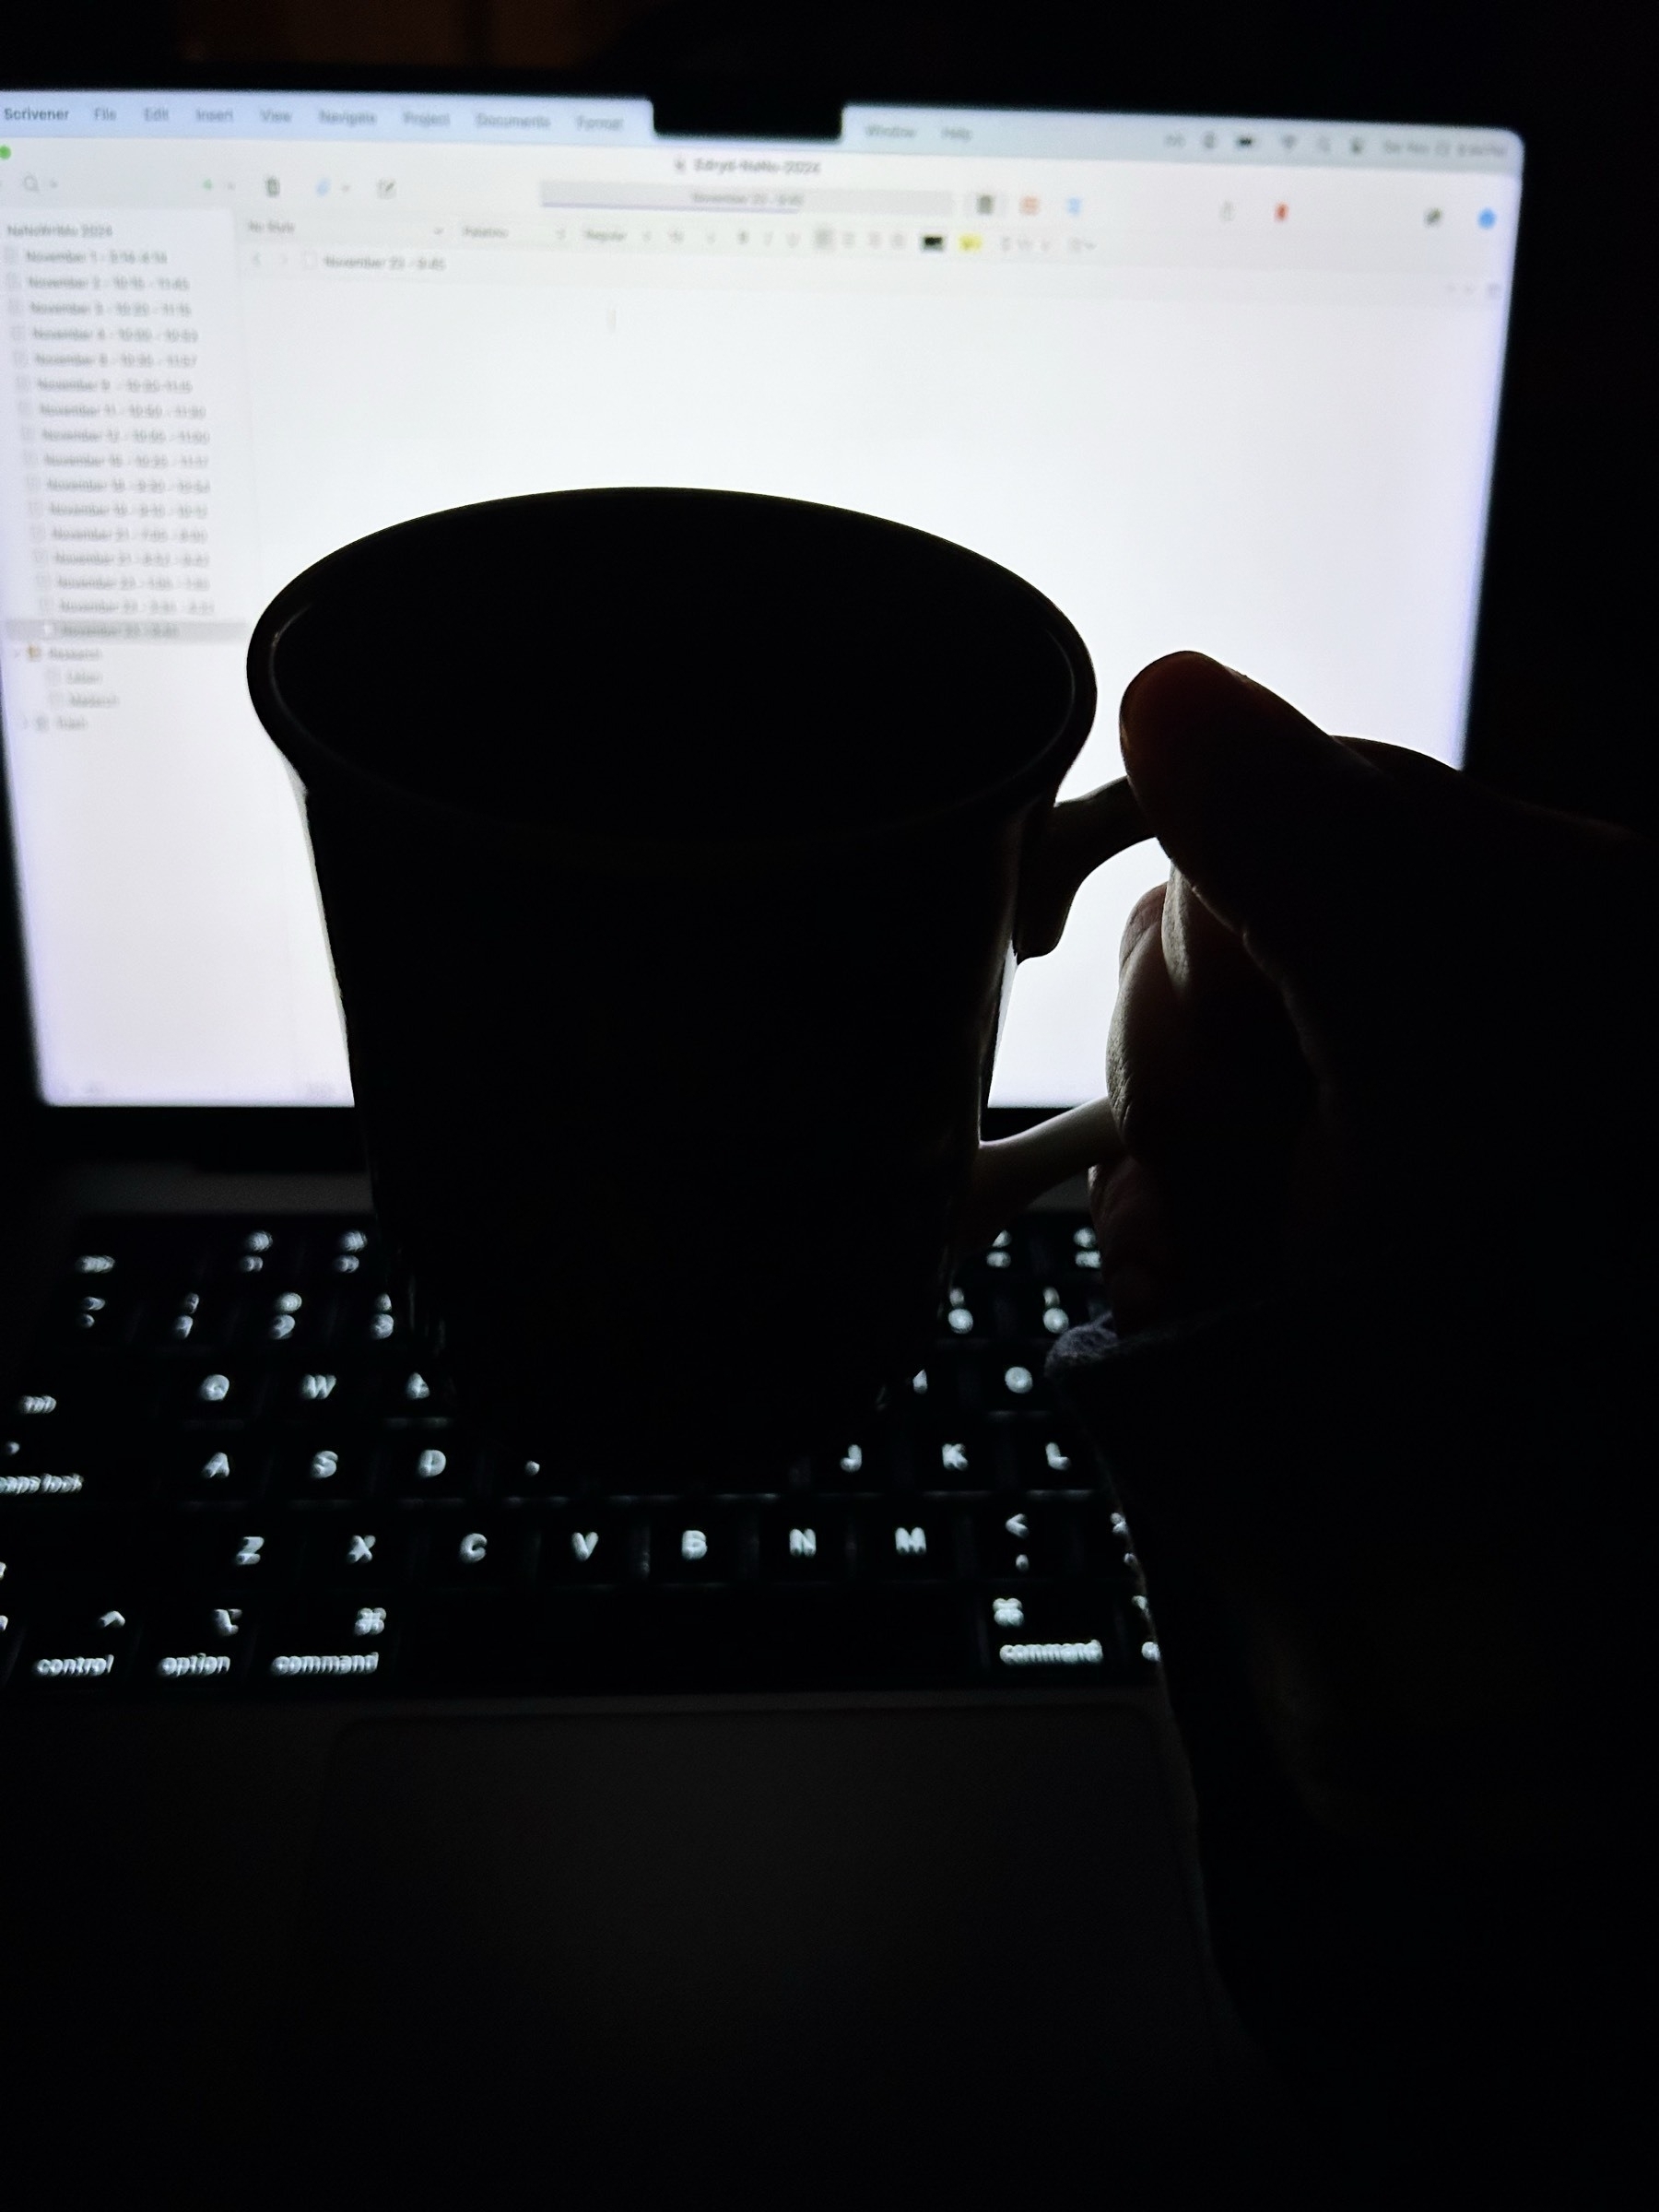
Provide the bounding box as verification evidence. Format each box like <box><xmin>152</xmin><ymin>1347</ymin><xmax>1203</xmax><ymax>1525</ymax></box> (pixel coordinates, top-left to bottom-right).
<box><xmin>0</xmin><ymin>1214</ymin><xmax>1156</xmax><ymax>1700</ymax></box>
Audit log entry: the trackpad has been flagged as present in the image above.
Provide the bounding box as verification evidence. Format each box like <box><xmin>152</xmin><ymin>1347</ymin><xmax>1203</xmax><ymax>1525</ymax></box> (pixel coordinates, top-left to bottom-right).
<box><xmin>277</xmin><ymin>1704</ymin><xmax>1223</xmax><ymax>2198</ymax></box>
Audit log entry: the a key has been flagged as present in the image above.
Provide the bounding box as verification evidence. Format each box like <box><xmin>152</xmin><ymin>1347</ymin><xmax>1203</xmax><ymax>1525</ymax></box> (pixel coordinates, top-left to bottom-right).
<box><xmin>156</xmin><ymin>1437</ymin><xmax>266</xmax><ymax>1502</ymax></box>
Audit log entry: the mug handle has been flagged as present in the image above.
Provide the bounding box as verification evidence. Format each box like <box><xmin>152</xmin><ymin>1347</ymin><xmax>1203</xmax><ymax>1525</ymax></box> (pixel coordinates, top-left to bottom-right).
<box><xmin>956</xmin><ymin>774</ymin><xmax>1155</xmax><ymax>1253</ymax></box>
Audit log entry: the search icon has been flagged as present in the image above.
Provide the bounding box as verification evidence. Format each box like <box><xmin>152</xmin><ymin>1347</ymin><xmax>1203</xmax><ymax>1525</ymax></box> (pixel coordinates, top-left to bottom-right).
<box><xmin>23</xmin><ymin>173</ymin><xmax>39</xmax><ymax>191</ymax></box>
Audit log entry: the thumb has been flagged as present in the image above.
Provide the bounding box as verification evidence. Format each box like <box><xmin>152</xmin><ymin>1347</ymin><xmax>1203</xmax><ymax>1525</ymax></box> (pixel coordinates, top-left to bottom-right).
<box><xmin>1118</xmin><ymin>653</ymin><xmax>1440</xmax><ymax>1018</ymax></box>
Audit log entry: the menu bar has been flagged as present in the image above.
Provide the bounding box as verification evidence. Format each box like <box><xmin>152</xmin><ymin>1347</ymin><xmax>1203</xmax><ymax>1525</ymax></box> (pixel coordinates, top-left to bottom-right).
<box><xmin>1</xmin><ymin>92</ymin><xmax>656</xmax><ymax>147</ymax></box>
<box><xmin>1</xmin><ymin>92</ymin><xmax>1522</xmax><ymax>172</ymax></box>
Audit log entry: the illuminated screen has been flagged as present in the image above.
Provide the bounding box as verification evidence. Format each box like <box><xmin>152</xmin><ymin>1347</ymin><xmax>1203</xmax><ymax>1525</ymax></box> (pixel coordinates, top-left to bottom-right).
<box><xmin>0</xmin><ymin>91</ymin><xmax>1520</xmax><ymax>1105</ymax></box>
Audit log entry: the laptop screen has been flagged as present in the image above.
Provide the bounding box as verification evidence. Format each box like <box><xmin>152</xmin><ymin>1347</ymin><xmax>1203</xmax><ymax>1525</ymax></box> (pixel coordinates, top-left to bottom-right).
<box><xmin>0</xmin><ymin>91</ymin><xmax>1520</xmax><ymax>1110</ymax></box>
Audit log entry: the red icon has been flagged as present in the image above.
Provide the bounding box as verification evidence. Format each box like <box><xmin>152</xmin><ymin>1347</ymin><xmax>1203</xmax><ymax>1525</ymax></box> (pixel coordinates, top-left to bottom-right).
<box><xmin>1275</xmin><ymin>202</ymin><xmax>1289</xmax><ymax>221</ymax></box>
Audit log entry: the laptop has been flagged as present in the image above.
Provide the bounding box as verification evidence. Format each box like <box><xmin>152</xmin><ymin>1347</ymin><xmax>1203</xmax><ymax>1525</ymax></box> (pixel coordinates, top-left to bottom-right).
<box><xmin>0</xmin><ymin>84</ymin><xmax>1521</xmax><ymax>2204</ymax></box>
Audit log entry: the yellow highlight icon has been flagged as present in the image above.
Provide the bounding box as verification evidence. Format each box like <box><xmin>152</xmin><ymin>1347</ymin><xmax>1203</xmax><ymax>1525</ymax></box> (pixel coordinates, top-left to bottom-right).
<box><xmin>958</xmin><ymin>232</ymin><xmax>983</xmax><ymax>252</ymax></box>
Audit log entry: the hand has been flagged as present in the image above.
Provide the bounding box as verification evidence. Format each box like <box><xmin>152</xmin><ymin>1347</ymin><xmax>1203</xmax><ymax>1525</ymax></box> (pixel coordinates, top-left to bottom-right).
<box><xmin>1092</xmin><ymin>652</ymin><xmax>1653</xmax><ymax>1334</ymax></box>
<box><xmin>1081</xmin><ymin>653</ymin><xmax>1656</xmax><ymax>1855</ymax></box>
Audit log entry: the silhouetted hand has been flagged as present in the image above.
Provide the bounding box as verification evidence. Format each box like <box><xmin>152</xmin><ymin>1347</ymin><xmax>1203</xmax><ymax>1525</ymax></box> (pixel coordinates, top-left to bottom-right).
<box><xmin>1077</xmin><ymin>652</ymin><xmax>1656</xmax><ymax>1855</ymax></box>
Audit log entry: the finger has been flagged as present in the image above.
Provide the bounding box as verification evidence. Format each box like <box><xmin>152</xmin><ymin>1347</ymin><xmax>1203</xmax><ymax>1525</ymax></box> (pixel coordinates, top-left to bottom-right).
<box><xmin>1117</xmin><ymin>653</ymin><xmax>1441</xmax><ymax>1033</ymax></box>
<box><xmin>1110</xmin><ymin>866</ymin><xmax>1312</xmax><ymax>1164</ymax></box>
<box><xmin>1088</xmin><ymin>1154</ymin><xmax>1177</xmax><ymax>1333</ymax></box>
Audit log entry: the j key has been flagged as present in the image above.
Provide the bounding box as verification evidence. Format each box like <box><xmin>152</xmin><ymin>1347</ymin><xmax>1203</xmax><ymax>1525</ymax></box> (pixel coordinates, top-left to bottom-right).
<box><xmin>14</xmin><ymin>1602</ymin><xmax>140</xmax><ymax>1694</ymax></box>
<box><xmin>426</xmin><ymin>1515</ymin><xmax>530</xmax><ymax>1592</ymax></box>
<box><xmin>144</xmin><ymin>1599</ymin><xmax>258</xmax><ymax>1690</ymax></box>
<box><xmin>382</xmin><ymin>1436</ymin><xmax>475</xmax><ymax>1500</ymax></box>
<box><xmin>972</xmin><ymin>1502</ymin><xmax>1077</xmax><ymax>1579</ymax></box>
<box><xmin>263</xmin><ymin>1596</ymin><xmax>398</xmax><ymax>1691</ymax></box>
<box><xmin>758</xmin><ymin>1506</ymin><xmax>850</xmax><ymax>1581</ymax></box>
<box><xmin>981</xmin><ymin>1584</ymin><xmax>1137</xmax><ymax>1681</ymax></box>
<box><xmin>272</xmin><ymin>1435</ymin><xmax>373</xmax><ymax>1500</ymax></box>
<box><xmin>807</xmin><ymin>1436</ymin><xmax>889</xmax><ymax>1492</ymax></box>
<box><xmin>163</xmin><ymin>1364</ymin><xmax>265</xmax><ymax>1425</ymax></box>
<box><xmin>857</xmin><ymin>1506</ymin><xmax>956</xmax><ymax>1579</ymax></box>
<box><xmin>157</xmin><ymin>1437</ymin><xmax>266</xmax><ymax>1502</ymax></box>
<box><xmin>645</xmin><ymin>1509</ymin><xmax>752</xmax><ymax>1584</ymax></box>
<box><xmin>539</xmin><ymin>1509</ymin><xmax>634</xmax><ymax>1586</ymax></box>
<box><xmin>306</xmin><ymin>1519</ymin><xmax>415</xmax><ymax>1589</ymax></box>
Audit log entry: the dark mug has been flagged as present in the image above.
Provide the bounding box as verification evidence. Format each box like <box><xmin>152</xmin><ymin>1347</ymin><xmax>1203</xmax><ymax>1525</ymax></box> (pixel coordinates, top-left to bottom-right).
<box><xmin>247</xmin><ymin>488</ymin><xmax>1151</xmax><ymax>1472</ymax></box>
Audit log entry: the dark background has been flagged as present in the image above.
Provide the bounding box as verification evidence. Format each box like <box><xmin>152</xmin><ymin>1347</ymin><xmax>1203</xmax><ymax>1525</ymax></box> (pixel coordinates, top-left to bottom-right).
<box><xmin>2</xmin><ymin>0</ymin><xmax>1653</xmax><ymax>1157</ymax></box>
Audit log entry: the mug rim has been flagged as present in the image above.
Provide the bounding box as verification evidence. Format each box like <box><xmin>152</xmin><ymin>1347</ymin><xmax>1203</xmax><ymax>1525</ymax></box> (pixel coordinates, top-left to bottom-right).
<box><xmin>247</xmin><ymin>487</ymin><xmax>1099</xmax><ymax>873</ymax></box>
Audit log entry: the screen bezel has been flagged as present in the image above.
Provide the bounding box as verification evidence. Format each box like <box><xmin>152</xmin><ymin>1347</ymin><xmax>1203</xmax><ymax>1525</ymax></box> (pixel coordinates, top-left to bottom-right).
<box><xmin>0</xmin><ymin>67</ymin><xmax>1526</xmax><ymax>1171</ymax></box>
